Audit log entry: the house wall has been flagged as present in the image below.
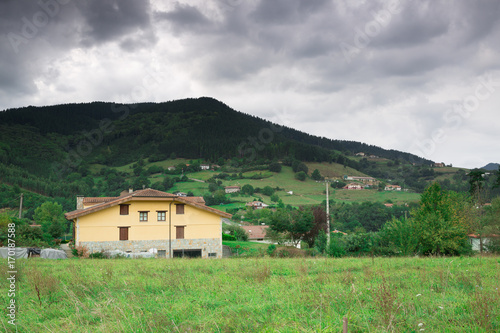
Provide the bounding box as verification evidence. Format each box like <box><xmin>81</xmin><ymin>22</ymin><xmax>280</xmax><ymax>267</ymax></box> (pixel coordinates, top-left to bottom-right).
<box><xmin>75</xmin><ymin>199</ymin><xmax>222</xmax><ymax>257</ymax></box>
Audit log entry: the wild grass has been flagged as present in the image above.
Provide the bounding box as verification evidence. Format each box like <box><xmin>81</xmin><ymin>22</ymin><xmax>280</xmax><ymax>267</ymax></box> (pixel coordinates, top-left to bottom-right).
<box><xmin>1</xmin><ymin>256</ymin><xmax>499</xmax><ymax>332</ymax></box>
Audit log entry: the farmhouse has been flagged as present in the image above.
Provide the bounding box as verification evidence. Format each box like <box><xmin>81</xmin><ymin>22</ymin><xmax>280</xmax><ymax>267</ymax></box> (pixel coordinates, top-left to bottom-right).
<box><xmin>224</xmin><ymin>185</ymin><xmax>241</xmax><ymax>193</ymax></box>
<box><xmin>385</xmin><ymin>184</ymin><xmax>402</xmax><ymax>191</ymax></box>
<box><xmin>343</xmin><ymin>183</ymin><xmax>364</xmax><ymax>190</ymax></box>
<box><xmin>245</xmin><ymin>201</ymin><xmax>269</xmax><ymax>209</ymax></box>
<box><xmin>64</xmin><ymin>188</ymin><xmax>231</xmax><ymax>258</ymax></box>
<box><xmin>200</xmin><ymin>164</ymin><xmax>210</xmax><ymax>170</ymax></box>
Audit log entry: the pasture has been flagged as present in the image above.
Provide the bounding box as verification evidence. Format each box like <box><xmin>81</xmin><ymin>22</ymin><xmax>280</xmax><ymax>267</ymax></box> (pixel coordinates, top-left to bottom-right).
<box><xmin>1</xmin><ymin>256</ymin><xmax>499</xmax><ymax>332</ymax></box>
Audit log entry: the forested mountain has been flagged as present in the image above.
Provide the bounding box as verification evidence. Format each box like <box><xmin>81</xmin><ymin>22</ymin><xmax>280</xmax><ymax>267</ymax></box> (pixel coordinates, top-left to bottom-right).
<box><xmin>0</xmin><ymin>97</ymin><xmax>439</xmax><ymax>212</ymax></box>
<box><xmin>0</xmin><ymin>97</ymin><xmax>431</xmax><ymax>172</ymax></box>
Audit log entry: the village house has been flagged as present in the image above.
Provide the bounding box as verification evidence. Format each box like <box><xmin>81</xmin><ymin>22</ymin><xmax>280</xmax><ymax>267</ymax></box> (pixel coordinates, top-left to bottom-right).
<box><xmin>241</xmin><ymin>225</ymin><xmax>269</xmax><ymax>241</ymax></box>
<box><xmin>343</xmin><ymin>183</ymin><xmax>364</xmax><ymax>190</ymax></box>
<box><xmin>433</xmin><ymin>163</ymin><xmax>445</xmax><ymax>168</ymax></box>
<box><xmin>200</xmin><ymin>164</ymin><xmax>210</xmax><ymax>170</ymax></box>
<box><xmin>245</xmin><ymin>201</ymin><xmax>269</xmax><ymax>209</ymax></box>
<box><xmin>64</xmin><ymin>188</ymin><xmax>231</xmax><ymax>258</ymax></box>
<box><xmin>385</xmin><ymin>185</ymin><xmax>402</xmax><ymax>191</ymax></box>
<box><xmin>224</xmin><ymin>185</ymin><xmax>241</xmax><ymax>194</ymax></box>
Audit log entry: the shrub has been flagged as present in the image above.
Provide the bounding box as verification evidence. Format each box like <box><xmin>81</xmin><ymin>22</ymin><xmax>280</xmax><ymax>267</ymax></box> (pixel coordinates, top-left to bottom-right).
<box><xmin>267</xmin><ymin>244</ymin><xmax>276</xmax><ymax>256</ymax></box>
<box><xmin>89</xmin><ymin>251</ymin><xmax>106</xmax><ymax>259</ymax></box>
<box><xmin>222</xmin><ymin>233</ymin><xmax>237</xmax><ymax>241</ymax></box>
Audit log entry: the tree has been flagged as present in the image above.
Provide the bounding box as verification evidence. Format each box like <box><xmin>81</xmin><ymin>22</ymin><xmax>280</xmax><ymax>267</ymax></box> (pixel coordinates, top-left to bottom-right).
<box><xmin>33</xmin><ymin>202</ymin><xmax>67</xmax><ymax>239</ymax></box>
<box><xmin>295</xmin><ymin>171</ymin><xmax>307</xmax><ymax>181</ymax></box>
<box><xmin>468</xmin><ymin>169</ymin><xmax>485</xmax><ymax>204</ymax></box>
<box><xmin>262</xmin><ymin>186</ymin><xmax>275</xmax><ymax>196</ymax></box>
<box><xmin>268</xmin><ymin>162</ymin><xmax>282</xmax><ymax>173</ymax></box>
<box><xmin>382</xmin><ymin>217</ymin><xmax>420</xmax><ymax>255</ymax></box>
<box><xmin>269</xmin><ymin>208</ymin><xmax>314</xmax><ymax>246</ymax></box>
<box><xmin>241</xmin><ymin>184</ymin><xmax>254</xmax><ymax>195</ymax></box>
<box><xmin>479</xmin><ymin>197</ymin><xmax>500</xmax><ymax>253</ymax></box>
<box><xmin>412</xmin><ymin>182</ymin><xmax>471</xmax><ymax>255</ymax></box>
<box><xmin>270</xmin><ymin>193</ymin><xmax>279</xmax><ymax>202</ymax></box>
<box><xmin>311</xmin><ymin>169</ymin><xmax>323</xmax><ymax>181</ymax></box>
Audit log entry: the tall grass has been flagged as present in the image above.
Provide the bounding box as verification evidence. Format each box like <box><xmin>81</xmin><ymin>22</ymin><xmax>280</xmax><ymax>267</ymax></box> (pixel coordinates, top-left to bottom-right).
<box><xmin>1</xmin><ymin>256</ymin><xmax>499</xmax><ymax>332</ymax></box>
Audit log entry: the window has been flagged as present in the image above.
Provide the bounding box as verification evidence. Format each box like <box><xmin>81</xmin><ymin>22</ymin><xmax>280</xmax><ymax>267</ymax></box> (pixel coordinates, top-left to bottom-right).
<box><xmin>119</xmin><ymin>227</ymin><xmax>129</xmax><ymax>241</ymax></box>
<box><xmin>208</xmin><ymin>253</ymin><xmax>217</xmax><ymax>258</ymax></box>
<box><xmin>176</xmin><ymin>204</ymin><xmax>185</xmax><ymax>215</ymax></box>
<box><xmin>157</xmin><ymin>211</ymin><xmax>166</xmax><ymax>221</ymax></box>
<box><xmin>176</xmin><ymin>226</ymin><xmax>185</xmax><ymax>239</ymax></box>
<box><xmin>120</xmin><ymin>204</ymin><xmax>129</xmax><ymax>215</ymax></box>
<box><xmin>139</xmin><ymin>211</ymin><xmax>148</xmax><ymax>222</ymax></box>
<box><xmin>173</xmin><ymin>249</ymin><xmax>201</xmax><ymax>258</ymax></box>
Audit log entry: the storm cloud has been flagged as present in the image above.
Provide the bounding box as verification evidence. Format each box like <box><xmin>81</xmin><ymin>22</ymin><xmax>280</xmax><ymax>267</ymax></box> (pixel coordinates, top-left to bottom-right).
<box><xmin>1</xmin><ymin>0</ymin><xmax>500</xmax><ymax>168</ymax></box>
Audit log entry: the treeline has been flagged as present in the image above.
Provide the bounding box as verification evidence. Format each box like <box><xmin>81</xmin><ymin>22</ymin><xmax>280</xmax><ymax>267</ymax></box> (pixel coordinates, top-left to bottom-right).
<box><xmin>235</xmin><ymin>183</ymin><xmax>500</xmax><ymax>256</ymax></box>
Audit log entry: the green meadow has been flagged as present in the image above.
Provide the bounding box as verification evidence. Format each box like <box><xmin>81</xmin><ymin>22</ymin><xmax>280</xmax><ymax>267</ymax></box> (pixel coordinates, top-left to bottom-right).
<box><xmin>1</xmin><ymin>256</ymin><xmax>499</xmax><ymax>332</ymax></box>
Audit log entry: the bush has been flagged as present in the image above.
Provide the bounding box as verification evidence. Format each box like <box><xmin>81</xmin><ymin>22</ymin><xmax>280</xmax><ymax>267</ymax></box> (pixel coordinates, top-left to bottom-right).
<box><xmin>222</xmin><ymin>224</ymin><xmax>248</xmax><ymax>241</ymax></box>
<box><xmin>222</xmin><ymin>233</ymin><xmax>237</xmax><ymax>241</ymax></box>
<box><xmin>295</xmin><ymin>171</ymin><xmax>307</xmax><ymax>181</ymax></box>
<box><xmin>267</xmin><ymin>244</ymin><xmax>276</xmax><ymax>256</ymax></box>
<box><xmin>89</xmin><ymin>251</ymin><xmax>106</xmax><ymax>259</ymax></box>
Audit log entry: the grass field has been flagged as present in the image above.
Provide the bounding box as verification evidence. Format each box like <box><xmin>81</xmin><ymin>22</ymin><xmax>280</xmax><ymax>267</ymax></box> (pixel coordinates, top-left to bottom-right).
<box><xmin>2</xmin><ymin>256</ymin><xmax>499</xmax><ymax>332</ymax></box>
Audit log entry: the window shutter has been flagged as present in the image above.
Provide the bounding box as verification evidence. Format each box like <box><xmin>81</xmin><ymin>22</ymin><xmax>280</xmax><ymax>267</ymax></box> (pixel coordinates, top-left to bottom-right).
<box><xmin>176</xmin><ymin>204</ymin><xmax>185</xmax><ymax>215</ymax></box>
<box><xmin>120</xmin><ymin>205</ymin><xmax>129</xmax><ymax>215</ymax></box>
<box><xmin>176</xmin><ymin>226</ymin><xmax>185</xmax><ymax>239</ymax></box>
<box><xmin>119</xmin><ymin>227</ymin><xmax>129</xmax><ymax>240</ymax></box>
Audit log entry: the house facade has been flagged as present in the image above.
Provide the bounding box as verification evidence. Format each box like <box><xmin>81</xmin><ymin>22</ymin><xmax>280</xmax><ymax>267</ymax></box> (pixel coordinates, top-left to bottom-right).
<box><xmin>65</xmin><ymin>189</ymin><xmax>231</xmax><ymax>258</ymax></box>
<box><xmin>343</xmin><ymin>183</ymin><xmax>364</xmax><ymax>190</ymax></box>
<box><xmin>385</xmin><ymin>185</ymin><xmax>401</xmax><ymax>191</ymax></box>
<box><xmin>224</xmin><ymin>186</ymin><xmax>241</xmax><ymax>193</ymax></box>
<box><xmin>245</xmin><ymin>201</ymin><xmax>269</xmax><ymax>209</ymax></box>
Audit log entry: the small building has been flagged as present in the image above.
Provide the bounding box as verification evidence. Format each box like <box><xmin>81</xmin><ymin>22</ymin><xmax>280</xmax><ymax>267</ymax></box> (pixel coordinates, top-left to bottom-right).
<box><xmin>241</xmin><ymin>225</ymin><xmax>269</xmax><ymax>241</ymax></box>
<box><xmin>355</xmin><ymin>152</ymin><xmax>365</xmax><ymax>156</ymax></box>
<box><xmin>200</xmin><ymin>164</ymin><xmax>210</xmax><ymax>170</ymax></box>
<box><xmin>225</xmin><ymin>186</ymin><xmax>241</xmax><ymax>194</ymax></box>
<box><xmin>167</xmin><ymin>166</ymin><xmax>176</xmax><ymax>171</ymax></box>
<box><xmin>468</xmin><ymin>234</ymin><xmax>499</xmax><ymax>252</ymax></box>
<box><xmin>385</xmin><ymin>185</ymin><xmax>402</xmax><ymax>191</ymax></box>
<box><xmin>287</xmin><ymin>191</ymin><xmax>293</xmax><ymax>195</ymax></box>
<box><xmin>384</xmin><ymin>203</ymin><xmax>394</xmax><ymax>208</ymax></box>
<box><xmin>245</xmin><ymin>201</ymin><xmax>269</xmax><ymax>209</ymax></box>
<box><xmin>175</xmin><ymin>192</ymin><xmax>187</xmax><ymax>197</ymax></box>
<box><xmin>343</xmin><ymin>183</ymin><xmax>364</xmax><ymax>190</ymax></box>
<box><xmin>433</xmin><ymin>163</ymin><xmax>445</xmax><ymax>168</ymax></box>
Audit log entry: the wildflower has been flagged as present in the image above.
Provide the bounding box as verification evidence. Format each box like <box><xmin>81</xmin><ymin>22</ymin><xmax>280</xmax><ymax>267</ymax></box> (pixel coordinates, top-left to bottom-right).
<box><xmin>438</xmin><ymin>306</ymin><xmax>444</xmax><ymax>309</ymax></box>
<box><xmin>416</xmin><ymin>294</ymin><xmax>422</xmax><ymax>297</ymax></box>
<box><xmin>418</xmin><ymin>323</ymin><xmax>423</xmax><ymax>327</ymax></box>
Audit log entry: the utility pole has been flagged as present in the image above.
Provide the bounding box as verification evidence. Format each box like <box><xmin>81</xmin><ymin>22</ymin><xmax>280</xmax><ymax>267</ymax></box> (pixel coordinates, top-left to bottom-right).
<box><xmin>326</xmin><ymin>181</ymin><xmax>330</xmax><ymax>247</ymax></box>
<box><xmin>18</xmin><ymin>193</ymin><xmax>23</xmax><ymax>219</ymax></box>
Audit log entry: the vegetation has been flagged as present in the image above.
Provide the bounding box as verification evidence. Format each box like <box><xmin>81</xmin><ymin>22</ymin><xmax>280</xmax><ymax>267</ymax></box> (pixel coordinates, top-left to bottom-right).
<box><xmin>1</xmin><ymin>256</ymin><xmax>499</xmax><ymax>332</ymax></box>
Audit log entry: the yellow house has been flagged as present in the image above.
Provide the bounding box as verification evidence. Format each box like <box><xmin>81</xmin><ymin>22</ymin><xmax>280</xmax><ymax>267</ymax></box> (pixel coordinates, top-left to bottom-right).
<box><xmin>64</xmin><ymin>188</ymin><xmax>231</xmax><ymax>258</ymax></box>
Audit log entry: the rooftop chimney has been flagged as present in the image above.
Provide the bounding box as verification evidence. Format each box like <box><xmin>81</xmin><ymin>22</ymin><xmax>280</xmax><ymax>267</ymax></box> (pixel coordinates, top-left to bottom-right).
<box><xmin>76</xmin><ymin>195</ymin><xmax>84</xmax><ymax>210</ymax></box>
<box><xmin>129</xmin><ymin>188</ymin><xmax>133</xmax><ymax>193</ymax></box>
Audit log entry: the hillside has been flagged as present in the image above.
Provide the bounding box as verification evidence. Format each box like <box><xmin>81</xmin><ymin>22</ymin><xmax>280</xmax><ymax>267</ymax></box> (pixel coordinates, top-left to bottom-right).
<box><xmin>0</xmin><ymin>97</ymin><xmax>479</xmax><ymax>213</ymax></box>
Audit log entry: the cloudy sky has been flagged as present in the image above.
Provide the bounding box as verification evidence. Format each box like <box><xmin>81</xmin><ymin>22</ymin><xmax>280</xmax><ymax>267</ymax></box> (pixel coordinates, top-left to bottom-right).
<box><xmin>1</xmin><ymin>0</ymin><xmax>500</xmax><ymax>168</ymax></box>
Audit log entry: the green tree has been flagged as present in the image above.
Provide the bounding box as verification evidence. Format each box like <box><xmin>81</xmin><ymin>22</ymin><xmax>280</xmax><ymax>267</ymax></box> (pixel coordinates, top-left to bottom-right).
<box><xmin>295</xmin><ymin>171</ymin><xmax>307</xmax><ymax>181</ymax></box>
<box><xmin>413</xmin><ymin>182</ymin><xmax>471</xmax><ymax>255</ymax></box>
<box><xmin>382</xmin><ymin>217</ymin><xmax>420</xmax><ymax>255</ymax></box>
<box><xmin>262</xmin><ymin>186</ymin><xmax>275</xmax><ymax>196</ymax></box>
<box><xmin>270</xmin><ymin>193</ymin><xmax>279</xmax><ymax>202</ymax></box>
<box><xmin>268</xmin><ymin>162</ymin><xmax>282</xmax><ymax>173</ymax></box>
<box><xmin>311</xmin><ymin>169</ymin><xmax>323</xmax><ymax>181</ymax></box>
<box><xmin>241</xmin><ymin>184</ymin><xmax>254</xmax><ymax>195</ymax></box>
<box><xmin>33</xmin><ymin>202</ymin><xmax>67</xmax><ymax>239</ymax></box>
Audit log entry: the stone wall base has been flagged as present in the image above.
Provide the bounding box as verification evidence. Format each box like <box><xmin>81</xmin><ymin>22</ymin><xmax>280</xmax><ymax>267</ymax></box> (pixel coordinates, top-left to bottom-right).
<box><xmin>79</xmin><ymin>238</ymin><xmax>222</xmax><ymax>258</ymax></box>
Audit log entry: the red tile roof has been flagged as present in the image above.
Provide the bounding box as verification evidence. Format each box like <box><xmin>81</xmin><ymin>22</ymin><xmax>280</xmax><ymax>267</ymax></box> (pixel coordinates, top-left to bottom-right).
<box><xmin>65</xmin><ymin>189</ymin><xmax>230</xmax><ymax>220</ymax></box>
<box><xmin>241</xmin><ymin>225</ymin><xmax>269</xmax><ymax>239</ymax></box>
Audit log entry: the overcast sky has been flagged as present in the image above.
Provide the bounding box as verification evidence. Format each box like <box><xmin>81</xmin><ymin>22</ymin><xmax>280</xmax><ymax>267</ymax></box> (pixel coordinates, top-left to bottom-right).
<box><xmin>1</xmin><ymin>0</ymin><xmax>500</xmax><ymax>168</ymax></box>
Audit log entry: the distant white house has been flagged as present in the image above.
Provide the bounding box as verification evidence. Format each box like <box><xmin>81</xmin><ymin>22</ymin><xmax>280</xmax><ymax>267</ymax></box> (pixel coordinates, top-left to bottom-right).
<box><xmin>287</xmin><ymin>191</ymin><xmax>293</xmax><ymax>195</ymax></box>
<box><xmin>468</xmin><ymin>234</ymin><xmax>499</xmax><ymax>252</ymax></box>
<box><xmin>225</xmin><ymin>186</ymin><xmax>241</xmax><ymax>194</ymax></box>
<box><xmin>385</xmin><ymin>185</ymin><xmax>401</xmax><ymax>191</ymax></box>
<box><xmin>245</xmin><ymin>201</ymin><xmax>269</xmax><ymax>209</ymax></box>
<box><xmin>200</xmin><ymin>164</ymin><xmax>210</xmax><ymax>170</ymax></box>
<box><xmin>167</xmin><ymin>166</ymin><xmax>176</xmax><ymax>171</ymax></box>
<box><xmin>343</xmin><ymin>183</ymin><xmax>364</xmax><ymax>190</ymax></box>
